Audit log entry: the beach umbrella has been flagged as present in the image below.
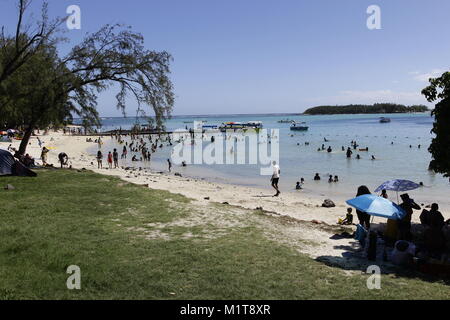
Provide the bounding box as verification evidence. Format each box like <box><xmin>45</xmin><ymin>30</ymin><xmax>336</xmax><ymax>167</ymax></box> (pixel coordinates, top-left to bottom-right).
<box><xmin>346</xmin><ymin>194</ymin><xmax>406</xmax><ymax>220</ymax></box>
<box><xmin>374</xmin><ymin>179</ymin><xmax>420</xmax><ymax>193</ymax></box>
<box><xmin>374</xmin><ymin>179</ymin><xmax>420</xmax><ymax>202</ymax></box>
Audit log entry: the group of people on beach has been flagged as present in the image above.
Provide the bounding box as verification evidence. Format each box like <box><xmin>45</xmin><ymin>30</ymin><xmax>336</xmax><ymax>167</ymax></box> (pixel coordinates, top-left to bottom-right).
<box><xmin>92</xmin><ymin>131</ymin><xmax>175</xmax><ymax>170</ymax></box>
<box><xmin>348</xmin><ymin>185</ymin><xmax>450</xmax><ymax>265</ymax></box>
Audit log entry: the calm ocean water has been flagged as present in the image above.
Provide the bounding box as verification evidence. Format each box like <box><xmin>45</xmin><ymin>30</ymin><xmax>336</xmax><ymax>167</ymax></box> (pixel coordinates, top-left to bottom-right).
<box><xmin>82</xmin><ymin>113</ymin><xmax>450</xmax><ymax>208</ymax></box>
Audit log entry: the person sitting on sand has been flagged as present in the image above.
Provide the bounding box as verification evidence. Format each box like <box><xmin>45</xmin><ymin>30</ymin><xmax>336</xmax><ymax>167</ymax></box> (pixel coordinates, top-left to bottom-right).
<box><xmin>427</xmin><ymin>203</ymin><xmax>445</xmax><ymax>229</ymax></box>
<box><xmin>339</xmin><ymin>208</ymin><xmax>353</xmax><ymax>225</ymax></box>
<box><xmin>391</xmin><ymin>240</ymin><xmax>416</xmax><ymax>266</ymax></box>
<box><xmin>23</xmin><ymin>154</ymin><xmax>35</xmax><ymax>167</ymax></box>
<box><xmin>314</xmin><ymin>173</ymin><xmax>321</xmax><ymax>181</ymax></box>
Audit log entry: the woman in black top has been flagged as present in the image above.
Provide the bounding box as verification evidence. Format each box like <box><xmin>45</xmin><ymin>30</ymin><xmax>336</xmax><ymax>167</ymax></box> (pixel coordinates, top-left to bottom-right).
<box><xmin>356</xmin><ymin>185</ymin><xmax>371</xmax><ymax>229</ymax></box>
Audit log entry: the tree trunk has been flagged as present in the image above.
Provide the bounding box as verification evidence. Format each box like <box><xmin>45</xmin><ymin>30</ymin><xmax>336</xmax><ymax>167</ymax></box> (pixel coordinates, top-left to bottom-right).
<box><xmin>18</xmin><ymin>125</ymin><xmax>34</xmax><ymax>156</ymax></box>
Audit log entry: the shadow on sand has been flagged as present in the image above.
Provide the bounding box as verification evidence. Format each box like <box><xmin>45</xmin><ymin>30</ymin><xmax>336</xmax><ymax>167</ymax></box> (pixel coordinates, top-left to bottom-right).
<box><xmin>315</xmin><ymin>228</ymin><xmax>450</xmax><ymax>286</ymax></box>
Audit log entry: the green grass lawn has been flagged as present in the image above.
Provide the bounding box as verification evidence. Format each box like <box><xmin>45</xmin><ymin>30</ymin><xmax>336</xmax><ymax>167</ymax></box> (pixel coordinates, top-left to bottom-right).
<box><xmin>0</xmin><ymin>170</ymin><xmax>449</xmax><ymax>299</ymax></box>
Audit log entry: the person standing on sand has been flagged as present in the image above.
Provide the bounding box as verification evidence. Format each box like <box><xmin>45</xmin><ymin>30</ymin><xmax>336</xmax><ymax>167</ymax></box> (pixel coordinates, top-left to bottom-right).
<box><xmin>58</xmin><ymin>152</ymin><xmax>68</xmax><ymax>169</ymax></box>
<box><xmin>167</xmin><ymin>158</ymin><xmax>172</xmax><ymax>172</ymax></box>
<box><xmin>398</xmin><ymin>193</ymin><xmax>421</xmax><ymax>241</ymax></box>
<box><xmin>271</xmin><ymin>161</ymin><xmax>280</xmax><ymax>197</ymax></box>
<box><xmin>96</xmin><ymin>150</ymin><xmax>103</xmax><ymax>169</ymax></box>
<box><xmin>121</xmin><ymin>146</ymin><xmax>127</xmax><ymax>159</ymax></box>
<box><xmin>356</xmin><ymin>185</ymin><xmax>371</xmax><ymax>229</ymax></box>
<box><xmin>113</xmin><ymin>148</ymin><xmax>119</xmax><ymax>168</ymax></box>
<box><xmin>107</xmin><ymin>151</ymin><xmax>113</xmax><ymax>169</ymax></box>
<box><xmin>41</xmin><ymin>147</ymin><xmax>49</xmax><ymax>166</ymax></box>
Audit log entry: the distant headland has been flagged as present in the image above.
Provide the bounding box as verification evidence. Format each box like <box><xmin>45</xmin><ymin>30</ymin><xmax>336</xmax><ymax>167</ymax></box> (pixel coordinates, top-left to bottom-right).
<box><xmin>303</xmin><ymin>103</ymin><xmax>429</xmax><ymax>115</ymax></box>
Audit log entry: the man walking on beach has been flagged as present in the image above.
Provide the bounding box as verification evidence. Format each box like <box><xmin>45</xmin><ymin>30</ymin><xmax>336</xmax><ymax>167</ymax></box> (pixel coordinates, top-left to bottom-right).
<box><xmin>113</xmin><ymin>148</ymin><xmax>119</xmax><ymax>168</ymax></box>
<box><xmin>271</xmin><ymin>161</ymin><xmax>280</xmax><ymax>197</ymax></box>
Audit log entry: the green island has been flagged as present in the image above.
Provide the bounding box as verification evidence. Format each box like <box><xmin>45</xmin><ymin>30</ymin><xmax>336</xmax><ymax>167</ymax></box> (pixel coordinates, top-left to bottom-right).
<box><xmin>303</xmin><ymin>104</ymin><xmax>429</xmax><ymax>115</ymax></box>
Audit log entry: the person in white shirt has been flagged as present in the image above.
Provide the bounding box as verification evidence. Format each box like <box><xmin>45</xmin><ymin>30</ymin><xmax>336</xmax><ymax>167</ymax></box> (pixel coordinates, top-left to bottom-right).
<box><xmin>271</xmin><ymin>161</ymin><xmax>280</xmax><ymax>196</ymax></box>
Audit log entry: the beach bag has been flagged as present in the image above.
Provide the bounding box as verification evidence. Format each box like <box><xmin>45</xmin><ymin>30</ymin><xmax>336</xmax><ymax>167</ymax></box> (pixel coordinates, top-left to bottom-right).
<box><xmin>355</xmin><ymin>224</ymin><xmax>367</xmax><ymax>246</ymax></box>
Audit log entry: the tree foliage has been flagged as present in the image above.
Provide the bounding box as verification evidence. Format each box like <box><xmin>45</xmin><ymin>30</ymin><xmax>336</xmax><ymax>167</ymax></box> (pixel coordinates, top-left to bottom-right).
<box><xmin>0</xmin><ymin>1</ymin><xmax>175</xmax><ymax>155</ymax></box>
<box><xmin>422</xmin><ymin>71</ymin><xmax>450</xmax><ymax>177</ymax></box>
<box><xmin>0</xmin><ymin>0</ymin><xmax>62</xmax><ymax>87</ymax></box>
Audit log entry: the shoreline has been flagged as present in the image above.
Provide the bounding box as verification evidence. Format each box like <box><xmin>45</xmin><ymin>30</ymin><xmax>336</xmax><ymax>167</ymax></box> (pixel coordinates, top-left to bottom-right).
<box><xmin>2</xmin><ymin>131</ymin><xmax>448</xmax><ymax>225</ymax></box>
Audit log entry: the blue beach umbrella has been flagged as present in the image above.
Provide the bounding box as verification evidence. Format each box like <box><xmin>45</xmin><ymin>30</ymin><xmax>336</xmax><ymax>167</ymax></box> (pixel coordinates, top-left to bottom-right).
<box><xmin>374</xmin><ymin>179</ymin><xmax>420</xmax><ymax>202</ymax></box>
<box><xmin>374</xmin><ymin>179</ymin><xmax>420</xmax><ymax>193</ymax></box>
<box><xmin>346</xmin><ymin>194</ymin><xmax>406</xmax><ymax>220</ymax></box>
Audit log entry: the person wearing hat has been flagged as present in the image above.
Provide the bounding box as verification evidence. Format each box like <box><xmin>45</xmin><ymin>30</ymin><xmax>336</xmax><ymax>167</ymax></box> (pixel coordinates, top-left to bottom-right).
<box><xmin>398</xmin><ymin>193</ymin><xmax>421</xmax><ymax>241</ymax></box>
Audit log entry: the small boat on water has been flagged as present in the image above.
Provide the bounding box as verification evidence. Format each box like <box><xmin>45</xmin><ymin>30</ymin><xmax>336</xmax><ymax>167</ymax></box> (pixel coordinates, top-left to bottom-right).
<box><xmin>290</xmin><ymin>122</ymin><xmax>309</xmax><ymax>131</ymax></box>
<box><xmin>379</xmin><ymin>117</ymin><xmax>391</xmax><ymax>123</ymax></box>
<box><xmin>277</xmin><ymin>119</ymin><xmax>294</xmax><ymax>123</ymax></box>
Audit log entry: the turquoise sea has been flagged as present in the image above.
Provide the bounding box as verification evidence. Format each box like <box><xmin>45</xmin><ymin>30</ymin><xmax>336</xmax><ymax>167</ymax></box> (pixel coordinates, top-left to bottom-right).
<box><xmin>81</xmin><ymin>113</ymin><xmax>450</xmax><ymax>209</ymax></box>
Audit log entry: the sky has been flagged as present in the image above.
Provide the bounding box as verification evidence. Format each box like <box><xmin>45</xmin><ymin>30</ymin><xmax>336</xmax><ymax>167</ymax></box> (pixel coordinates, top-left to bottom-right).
<box><xmin>1</xmin><ymin>0</ymin><xmax>449</xmax><ymax>116</ymax></box>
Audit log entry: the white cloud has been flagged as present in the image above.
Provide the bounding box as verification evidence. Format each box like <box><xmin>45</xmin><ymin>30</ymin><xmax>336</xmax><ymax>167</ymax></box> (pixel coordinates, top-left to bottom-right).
<box><xmin>412</xmin><ymin>69</ymin><xmax>447</xmax><ymax>82</ymax></box>
<box><xmin>306</xmin><ymin>89</ymin><xmax>429</xmax><ymax>106</ymax></box>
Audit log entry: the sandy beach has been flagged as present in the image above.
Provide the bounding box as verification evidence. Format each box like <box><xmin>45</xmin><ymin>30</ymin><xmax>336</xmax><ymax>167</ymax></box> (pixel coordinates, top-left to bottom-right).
<box><xmin>4</xmin><ymin>130</ymin><xmax>450</xmax><ymax>267</ymax></box>
<box><xmin>3</xmin><ymin>130</ymin><xmax>444</xmax><ymax>229</ymax></box>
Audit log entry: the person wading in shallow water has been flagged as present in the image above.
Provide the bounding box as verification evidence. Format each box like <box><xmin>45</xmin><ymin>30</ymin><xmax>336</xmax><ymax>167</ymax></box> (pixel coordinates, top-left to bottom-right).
<box><xmin>271</xmin><ymin>161</ymin><xmax>281</xmax><ymax>197</ymax></box>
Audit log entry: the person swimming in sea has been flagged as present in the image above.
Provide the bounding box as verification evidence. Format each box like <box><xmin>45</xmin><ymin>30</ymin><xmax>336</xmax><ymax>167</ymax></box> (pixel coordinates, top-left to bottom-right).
<box><xmin>314</xmin><ymin>173</ymin><xmax>321</xmax><ymax>181</ymax></box>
